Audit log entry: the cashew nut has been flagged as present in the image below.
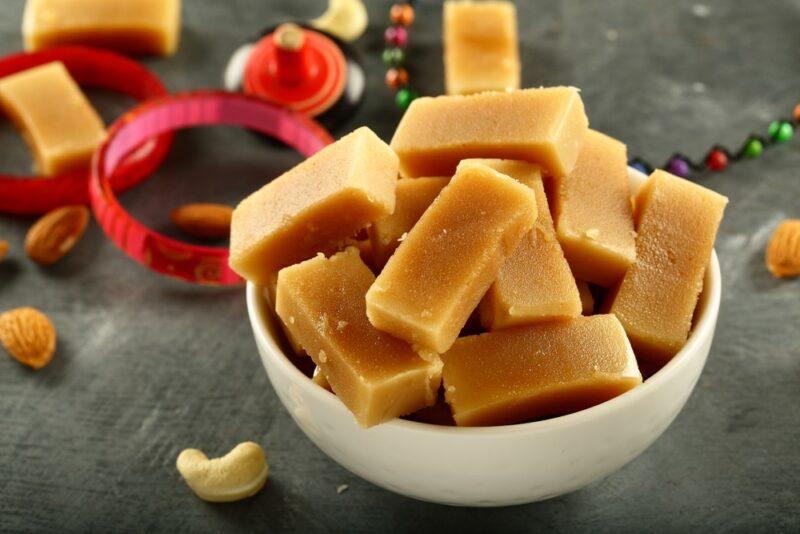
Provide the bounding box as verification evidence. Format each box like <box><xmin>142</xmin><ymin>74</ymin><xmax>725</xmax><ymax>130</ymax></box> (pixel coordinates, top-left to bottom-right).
<box><xmin>176</xmin><ymin>442</ymin><xmax>268</xmax><ymax>502</ymax></box>
<box><xmin>310</xmin><ymin>0</ymin><xmax>368</xmax><ymax>42</ymax></box>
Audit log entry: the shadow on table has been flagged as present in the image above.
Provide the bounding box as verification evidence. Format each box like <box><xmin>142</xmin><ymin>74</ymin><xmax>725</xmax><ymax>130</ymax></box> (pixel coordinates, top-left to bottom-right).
<box><xmin>199</xmin><ymin>479</ymin><xmax>329</xmax><ymax>532</ymax></box>
<box><xmin>193</xmin><ymin>478</ymin><xmax>592</xmax><ymax>532</ymax></box>
<box><xmin>0</xmin><ymin>257</ymin><xmax>22</xmax><ymax>290</ymax></box>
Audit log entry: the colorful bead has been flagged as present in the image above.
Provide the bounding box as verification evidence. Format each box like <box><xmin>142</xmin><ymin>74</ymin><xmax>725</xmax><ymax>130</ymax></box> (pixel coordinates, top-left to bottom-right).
<box><xmin>768</xmin><ymin>120</ymin><xmax>793</xmax><ymax>143</ymax></box>
<box><xmin>666</xmin><ymin>155</ymin><xmax>690</xmax><ymax>177</ymax></box>
<box><xmin>382</xmin><ymin>47</ymin><xmax>405</xmax><ymax>67</ymax></box>
<box><xmin>794</xmin><ymin>103</ymin><xmax>800</xmax><ymax>122</ymax></box>
<box><xmin>385</xmin><ymin>26</ymin><xmax>409</xmax><ymax>48</ymax></box>
<box><xmin>395</xmin><ymin>87</ymin><xmax>418</xmax><ymax>110</ymax></box>
<box><xmin>390</xmin><ymin>3</ymin><xmax>415</xmax><ymax>26</ymax></box>
<box><xmin>742</xmin><ymin>138</ymin><xmax>763</xmax><ymax>158</ymax></box>
<box><xmin>385</xmin><ymin>67</ymin><xmax>409</xmax><ymax>90</ymax></box>
<box><xmin>705</xmin><ymin>149</ymin><xmax>728</xmax><ymax>171</ymax></box>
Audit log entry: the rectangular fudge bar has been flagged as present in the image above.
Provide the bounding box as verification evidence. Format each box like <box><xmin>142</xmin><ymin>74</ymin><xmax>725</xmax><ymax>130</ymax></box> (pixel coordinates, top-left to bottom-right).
<box><xmin>443</xmin><ymin>0</ymin><xmax>520</xmax><ymax>95</ymax></box>
<box><xmin>473</xmin><ymin>159</ymin><xmax>582</xmax><ymax>329</ymax></box>
<box><xmin>389</xmin><ymin>87</ymin><xmax>588</xmax><ymax>178</ymax></box>
<box><xmin>366</xmin><ymin>161</ymin><xmax>536</xmax><ymax>354</ymax></box>
<box><xmin>276</xmin><ymin>248</ymin><xmax>441</xmax><ymax>428</ymax></box>
<box><xmin>230</xmin><ymin>127</ymin><xmax>398</xmax><ymax>285</ymax></box>
<box><xmin>0</xmin><ymin>61</ymin><xmax>105</xmax><ymax>177</ymax></box>
<box><xmin>369</xmin><ymin>177</ymin><xmax>449</xmax><ymax>269</ymax></box>
<box><xmin>441</xmin><ymin>315</ymin><xmax>642</xmax><ymax>426</ymax></box>
<box><xmin>605</xmin><ymin>170</ymin><xmax>727</xmax><ymax>363</ymax></box>
<box><xmin>23</xmin><ymin>0</ymin><xmax>182</xmax><ymax>56</ymax></box>
<box><xmin>554</xmin><ymin>130</ymin><xmax>636</xmax><ymax>286</ymax></box>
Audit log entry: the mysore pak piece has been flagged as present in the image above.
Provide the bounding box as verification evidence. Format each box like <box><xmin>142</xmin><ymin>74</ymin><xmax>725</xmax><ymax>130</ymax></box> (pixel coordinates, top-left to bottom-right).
<box><xmin>366</xmin><ymin>161</ymin><xmax>536</xmax><ymax>354</ymax></box>
<box><xmin>230</xmin><ymin>127</ymin><xmax>398</xmax><ymax>285</ymax></box>
<box><xmin>276</xmin><ymin>248</ymin><xmax>441</xmax><ymax>428</ymax></box>
<box><xmin>23</xmin><ymin>0</ymin><xmax>182</xmax><ymax>56</ymax></box>
<box><xmin>390</xmin><ymin>87</ymin><xmax>589</xmax><ymax>179</ymax></box>
<box><xmin>473</xmin><ymin>159</ymin><xmax>582</xmax><ymax>330</ymax></box>
<box><xmin>443</xmin><ymin>0</ymin><xmax>520</xmax><ymax>95</ymax></box>
<box><xmin>553</xmin><ymin>129</ymin><xmax>636</xmax><ymax>287</ymax></box>
<box><xmin>0</xmin><ymin>61</ymin><xmax>105</xmax><ymax>177</ymax></box>
<box><xmin>604</xmin><ymin>170</ymin><xmax>727</xmax><ymax>364</ymax></box>
<box><xmin>441</xmin><ymin>314</ymin><xmax>642</xmax><ymax>426</ymax></box>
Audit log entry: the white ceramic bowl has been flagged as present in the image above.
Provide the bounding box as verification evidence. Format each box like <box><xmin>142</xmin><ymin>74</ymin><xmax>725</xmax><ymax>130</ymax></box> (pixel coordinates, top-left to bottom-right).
<box><xmin>246</xmin><ymin>168</ymin><xmax>722</xmax><ymax>507</ymax></box>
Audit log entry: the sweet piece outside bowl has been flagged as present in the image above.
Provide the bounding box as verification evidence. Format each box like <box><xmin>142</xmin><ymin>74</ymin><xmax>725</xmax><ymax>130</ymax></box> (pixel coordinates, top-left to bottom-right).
<box><xmin>246</xmin><ymin>167</ymin><xmax>722</xmax><ymax>507</ymax></box>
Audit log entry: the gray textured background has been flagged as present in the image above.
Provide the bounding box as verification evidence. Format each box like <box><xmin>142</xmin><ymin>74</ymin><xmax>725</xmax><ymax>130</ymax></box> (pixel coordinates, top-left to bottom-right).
<box><xmin>1</xmin><ymin>0</ymin><xmax>799</xmax><ymax>532</ymax></box>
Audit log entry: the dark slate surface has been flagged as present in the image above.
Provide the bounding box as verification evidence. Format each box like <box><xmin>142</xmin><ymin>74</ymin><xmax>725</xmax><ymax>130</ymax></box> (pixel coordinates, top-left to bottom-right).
<box><xmin>1</xmin><ymin>1</ymin><xmax>799</xmax><ymax>532</ymax></box>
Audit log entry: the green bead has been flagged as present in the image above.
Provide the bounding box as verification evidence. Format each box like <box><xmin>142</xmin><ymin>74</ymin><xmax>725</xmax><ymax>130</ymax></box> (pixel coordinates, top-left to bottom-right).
<box><xmin>742</xmin><ymin>138</ymin><xmax>763</xmax><ymax>158</ymax></box>
<box><xmin>382</xmin><ymin>47</ymin><xmax>405</xmax><ymax>67</ymax></box>
<box><xmin>768</xmin><ymin>120</ymin><xmax>794</xmax><ymax>143</ymax></box>
<box><xmin>395</xmin><ymin>87</ymin><xmax>418</xmax><ymax>110</ymax></box>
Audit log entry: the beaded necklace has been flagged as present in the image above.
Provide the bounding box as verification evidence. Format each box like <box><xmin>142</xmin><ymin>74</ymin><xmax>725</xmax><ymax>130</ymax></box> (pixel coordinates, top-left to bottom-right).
<box><xmin>381</xmin><ymin>1</ymin><xmax>419</xmax><ymax>111</ymax></box>
<box><xmin>629</xmin><ymin>109</ymin><xmax>799</xmax><ymax>178</ymax></box>
<box><xmin>378</xmin><ymin>1</ymin><xmax>799</xmax><ymax>178</ymax></box>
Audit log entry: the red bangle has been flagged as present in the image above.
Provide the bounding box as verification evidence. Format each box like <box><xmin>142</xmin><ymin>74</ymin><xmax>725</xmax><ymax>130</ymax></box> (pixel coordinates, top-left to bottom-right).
<box><xmin>0</xmin><ymin>46</ymin><xmax>171</xmax><ymax>215</ymax></box>
<box><xmin>89</xmin><ymin>90</ymin><xmax>334</xmax><ymax>286</ymax></box>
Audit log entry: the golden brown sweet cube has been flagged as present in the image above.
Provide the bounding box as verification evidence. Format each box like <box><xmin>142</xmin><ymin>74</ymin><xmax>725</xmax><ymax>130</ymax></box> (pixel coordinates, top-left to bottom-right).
<box><xmin>605</xmin><ymin>170</ymin><xmax>727</xmax><ymax>364</ymax></box>
<box><xmin>472</xmin><ymin>159</ymin><xmax>582</xmax><ymax>329</ymax></box>
<box><xmin>443</xmin><ymin>0</ymin><xmax>520</xmax><ymax>95</ymax></box>
<box><xmin>0</xmin><ymin>61</ymin><xmax>105</xmax><ymax>177</ymax></box>
<box><xmin>366</xmin><ymin>161</ymin><xmax>536</xmax><ymax>354</ymax></box>
<box><xmin>23</xmin><ymin>0</ymin><xmax>182</xmax><ymax>56</ymax></box>
<box><xmin>275</xmin><ymin>248</ymin><xmax>441</xmax><ymax>428</ymax></box>
<box><xmin>230</xmin><ymin>127</ymin><xmax>398</xmax><ymax>285</ymax></box>
<box><xmin>441</xmin><ymin>315</ymin><xmax>642</xmax><ymax>426</ymax></box>
<box><xmin>368</xmin><ymin>177</ymin><xmax>449</xmax><ymax>269</ymax></box>
<box><xmin>390</xmin><ymin>87</ymin><xmax>589</xmax><ymax>179</ymax></box>
<box><xmin>554</xmin><ymin>130</ymin><xmax>637</xmax><ymax>287</ymax></box>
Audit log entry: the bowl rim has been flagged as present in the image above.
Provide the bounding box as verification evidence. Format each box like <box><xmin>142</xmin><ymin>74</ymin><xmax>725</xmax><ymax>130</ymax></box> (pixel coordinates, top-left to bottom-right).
<box><xmin>247</xmin><ymin>168</ymin><xmax>722</xmax><ymax>436</ymax></box>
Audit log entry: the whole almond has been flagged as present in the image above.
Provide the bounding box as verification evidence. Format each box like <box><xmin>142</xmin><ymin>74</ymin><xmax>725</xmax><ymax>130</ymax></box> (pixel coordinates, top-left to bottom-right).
<box><xmin>171</xmin><ymin>203</ymin><xmax>233</xmax><ymax>239</ymax></box>
<box><xmin>0</xmin><ymin>240</ymin><xmax>8</xmax><ymax>262</ymax></box>
<box><xmin>25</xmin><ymin>205</ymin><xmax>90</xmax><ymax>265</ymax></box>
<box><xmin>0</xmin><ymin>307</ymin><xmax>56</xmax><ymax>369</ymax></box>
<box><xmin>766</xmin><ymin>219</ymin><xmax>800</xmax><ymax>278</ymax></box>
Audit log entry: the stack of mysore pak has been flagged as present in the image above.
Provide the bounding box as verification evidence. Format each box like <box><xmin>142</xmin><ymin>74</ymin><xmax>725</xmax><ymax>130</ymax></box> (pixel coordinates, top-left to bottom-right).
<box><xmin>229</xmin><ymin>87</ymin><xmax>728</xmax><ymax>428</ymax></box>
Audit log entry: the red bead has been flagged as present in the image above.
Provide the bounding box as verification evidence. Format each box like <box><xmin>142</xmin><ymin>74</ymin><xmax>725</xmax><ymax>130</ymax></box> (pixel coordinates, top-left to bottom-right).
<box><xmin>384</xmin><ymin>26</ymin><xmax>408</xmax><ymax>48</ymax></box>
<box><xmin>706</xmin><ymin>149</ymin><xmax>728</xmax><ymax>171</ymax></box>
<box><xmin>794</xmin><ymin>103</ymin><xmax>800</xmax><ymax>122</ymax></box>
<box><xmin>390</xmin><ymin>4</ymin><xmax>415</xmax><ymax>26</ymax></box>
<box><xmin>385</xmin><ymin>67</ymin><xmax>409</xmax><ymax>89</ymax></box>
